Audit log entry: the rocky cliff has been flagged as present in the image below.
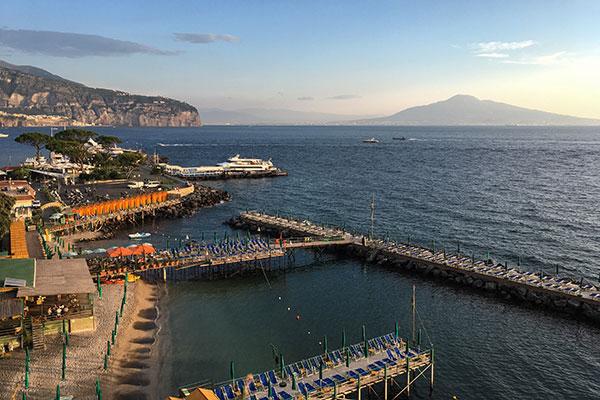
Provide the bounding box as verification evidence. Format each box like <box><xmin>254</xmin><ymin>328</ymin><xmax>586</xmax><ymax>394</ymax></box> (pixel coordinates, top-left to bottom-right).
<box><xmin>0</xmin><ymin>61</ymin><xmax>201</xmax><ymax>127</ymax></box>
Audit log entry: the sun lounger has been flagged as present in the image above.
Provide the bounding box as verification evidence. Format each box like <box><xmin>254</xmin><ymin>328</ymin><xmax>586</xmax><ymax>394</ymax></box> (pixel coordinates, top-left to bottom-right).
<box><xmin>348</xmin><ymin>371</ymin><xmax>360</xmax><ymax>380</ymax></box>
<box><xmin>249</xmin><ymin>381</ymin><xmax>258</xmax><ymax>393</ymax></box>
<box><xmin>331</xmin><ymin>374</ymin><xmax>347</xmax><ymax>384</ymax></box>
<box><xmin>367</xmin><ymin>363</ymin><xmax>382</xmax><ymax>371</ymax></box>
<box><xmin>322</xmin><ymin>378</ymin><xmax>336</xmax><ymax>387</ymax></box>
<box><xmin>298</xmin><ymin>383</ymin><xmax>308</xmax><ymax>396</ymax></box>
<box><xmin>224</xmin><ymin>385</ymin><xmax>236</xmax><ymax>400</ymax></box>
<box><xmin>305</xmin><ymin>383</ymin><xmax>317</xmax><ymax>392</ymax></box>
<box><xmin>215</xmin><ymin>387</ymin><xmax>226</xmax><ymax>400</ymax></box>
<box><xmin>278</xmin><ymin>391</ymin><xmax>293</xmax><ymax>400</ymax></box>
<box><xmin>356</xmin><ymin>368</ymin><xmax>370</xmax><ymax>376</ymax></box>
<box><xmin>292</xmin><ymin>364</ymin><xmax>301</xmax><ymax>376</ymax></box>
<box><xmin>268</xmin><ymin>370</ymin><xmax>278</xmax><ymax>384</ymax></box>
<box><xmin>259</xmin><ymin>373</ymin><xmax>269</xmax><ymax>387</ymax></box>
<box><xmin>375</xmin><ymin>360</ymin><xmax>388</xmax><ymax>368</ymax></box>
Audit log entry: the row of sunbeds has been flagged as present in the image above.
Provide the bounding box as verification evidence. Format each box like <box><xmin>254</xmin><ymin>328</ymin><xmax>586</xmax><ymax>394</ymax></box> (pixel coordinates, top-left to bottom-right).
<box><xmin>214</xmin><ymin>334</ymin><xmax>419</xmax><ymax>400</ymax></box>
<box><xmin>372</xmin><ymin>239</ymin><xmax>600</xmax><ymax>299</ymax></box>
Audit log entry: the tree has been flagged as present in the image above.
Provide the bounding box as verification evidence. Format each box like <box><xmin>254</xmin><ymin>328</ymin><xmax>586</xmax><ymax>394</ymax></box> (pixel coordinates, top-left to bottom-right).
<box><xmin>0</xmin><ymin>193</ymin><xmax>15</xmax><ymax>240</ymax></box>
<box><xmin>14</xmin><ymin>132</ymin><xmax>51</xmax><ymax>161</ymax></box>
<box><xmin>54</xmin><ymin>129</ymin><xmax>97</xmax><ymax>143</ymax></box>
<box><xmin>115</xmin><ymin>152</ymin><xmax>146</xmax><ymax>178</ymax></box>
<box><xmin>46</xmin><ymin>139</ymin><xmax>91</xmax><ymax>172</ymax></box>
<box><xmin>96</xmin><ymin>135</ymin><xmax>122</xmax><ymax>148</ymax></box>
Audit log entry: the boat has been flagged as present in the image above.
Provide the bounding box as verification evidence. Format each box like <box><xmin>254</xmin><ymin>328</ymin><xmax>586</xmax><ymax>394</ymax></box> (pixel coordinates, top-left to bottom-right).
<box><xmin>161</xmin><ymin>155</ymin><xmax>287</xmax><ymax>179</ymax></box>
<box><xmin>363</xmin><ymin>138</ymin><xmax>380</xmax><ymax>143</ymax></box>
<box><xmin>0</xmin><ymin>133</ymin><xmax>8</xmax><ymax>138</ymax></box>
<box><xmin>128</xmin><ymin>232</ymin><xmax>151</xmax><ymax>239</ymax></box>
<box><xmin>144</xmin><ymin>180</ymin><xmax>161</xmax><ymax>188</ymax></box>
<box><xmin>392</xmin><ymin>137</ymin><xmax>407</xmax><ymax>141</ymax></box>
<box><xmin>127</xmin><ymin>181</ymin><xmax>144</xmax><ymax>189</ymax></box>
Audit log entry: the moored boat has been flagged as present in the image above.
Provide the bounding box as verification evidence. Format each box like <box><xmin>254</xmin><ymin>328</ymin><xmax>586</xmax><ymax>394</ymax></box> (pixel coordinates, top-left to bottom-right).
<box><xmin>363</xmin><ymin>137</ymin><xmax>380</xmax><ymax>143</ymax></box>
<box><xmin>129</xmin><ymin>232</ymin><xmax>151</xmax><ymax>239</ymax></box>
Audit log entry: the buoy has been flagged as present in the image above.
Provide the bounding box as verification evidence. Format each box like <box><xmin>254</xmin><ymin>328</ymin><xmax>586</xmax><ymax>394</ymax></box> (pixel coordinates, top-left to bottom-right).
<box><xmin>296</xmin><ymin>314</ymin><xmax>301</xmax><ymax>320</ymax></box>
<box><xmin>278</xmin><ymin>296</ymin><xmax>282</xmax><ymax>300</ymax></box>
<box><xmin>287</xmin><ymin>307</ymin><xmax>291</xmax><ymax>311</ymax></box>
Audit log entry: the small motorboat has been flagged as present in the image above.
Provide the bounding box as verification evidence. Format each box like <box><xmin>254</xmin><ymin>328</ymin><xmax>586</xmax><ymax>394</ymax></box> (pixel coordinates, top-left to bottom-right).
<box><xmin>129</xmin><ymin>232</ymin><xmax>151</xmax><ymax>239</ymax></box>
<box><xmin>0</xmin><ymin>133</ymin><xmax>8</xmax><ymax>138</ymax></box>
<box><xmin>362</xmin><ymin>137</ymin><xmax>380</xmax><ymax>143</ymax></box>
<box><xmin>392</xmin><ymin>137</ymin><xmax>407</xmax><ymax>141</ymax></box>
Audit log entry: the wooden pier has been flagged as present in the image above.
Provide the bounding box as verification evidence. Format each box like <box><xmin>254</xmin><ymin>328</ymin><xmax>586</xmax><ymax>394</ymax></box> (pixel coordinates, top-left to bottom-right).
<box><xmin>233</xmin><ymin>212</ymin><xmax>600</xmax><ymax>322</ymax></box>
<box><xmin>178</xmin><ymin>332</ymin><xmax>433</xmax><ymax>400</ymax></box>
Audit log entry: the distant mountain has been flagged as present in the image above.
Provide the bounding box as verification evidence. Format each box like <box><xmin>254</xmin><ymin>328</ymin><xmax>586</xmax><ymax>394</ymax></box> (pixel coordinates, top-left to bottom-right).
<box><xmin>0</xmin><ymin>59</ymin><xmax>200</xmax><ymax>127</ymax></box>
<box><xmin>353</xmin><ymin>95</ymin><xmax>600</xmax><ymax>126</ymax></box>
<box><xmin>199</xmin><ymin>107</ymin><xmax>378</xmax><ymax>125</ymax></box>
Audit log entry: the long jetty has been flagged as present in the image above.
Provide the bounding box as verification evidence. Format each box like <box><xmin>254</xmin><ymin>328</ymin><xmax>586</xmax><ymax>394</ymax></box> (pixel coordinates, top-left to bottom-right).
<box><xmin>178</xmin><ymin>332</ymin><xmax>433</xmax><ymax>400</ymax></box>
<box><xmin>231</xmin><ymin>211</ymin><xmax>600</xmax><ymax>323</ymax></box>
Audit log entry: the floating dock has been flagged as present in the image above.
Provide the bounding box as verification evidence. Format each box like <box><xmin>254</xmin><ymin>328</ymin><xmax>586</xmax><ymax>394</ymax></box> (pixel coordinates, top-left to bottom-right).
<box><xmin>179</xmin><ymin>333</ymin><xmax>433</xmax><ymax>400</ymax></box>
<box><xmin>232</xmin><ymin>212</ymin><xmax>600</xmax><ymax>322</ymax></box>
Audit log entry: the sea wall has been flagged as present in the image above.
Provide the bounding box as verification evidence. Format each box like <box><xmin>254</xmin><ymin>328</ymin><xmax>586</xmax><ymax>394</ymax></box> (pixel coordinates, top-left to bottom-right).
<box><xmin>341</xmin><ymin>244</ymin><xmax>600</xmax><ymax>324</ymax></box>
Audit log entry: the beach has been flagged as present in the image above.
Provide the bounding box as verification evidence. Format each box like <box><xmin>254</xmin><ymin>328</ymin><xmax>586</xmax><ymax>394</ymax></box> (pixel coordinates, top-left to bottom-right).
<box><xmin>0</xmin><ymin>280</ymin><xmax>163</xmax><ymax>399</ymax></box>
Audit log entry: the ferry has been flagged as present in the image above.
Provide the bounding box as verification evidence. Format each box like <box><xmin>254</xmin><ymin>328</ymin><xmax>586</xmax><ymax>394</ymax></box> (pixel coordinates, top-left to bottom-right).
<box><xmin>363</xmin><ymin>137</ymin><xmax>380</xmax><ymax>143</ymax></box>
<box><xmin>160</xmin><ymin>155</ymin><xmax>287</xmax><ymax>180</ymax></box>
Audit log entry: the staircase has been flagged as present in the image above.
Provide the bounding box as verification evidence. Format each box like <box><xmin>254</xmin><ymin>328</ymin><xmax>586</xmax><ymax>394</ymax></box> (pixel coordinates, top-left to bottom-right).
<box><xmin>31</xmin><ymin>321</ymin><xmax>45</xmax><ymax>350</ymax></box>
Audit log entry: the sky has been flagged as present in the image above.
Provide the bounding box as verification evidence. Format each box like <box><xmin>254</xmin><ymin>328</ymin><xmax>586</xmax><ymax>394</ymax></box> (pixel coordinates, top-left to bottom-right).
<box><xmin>1</xmin><ymin>0</ymin><xmax>600</xmax><ymax>118</ymax></box>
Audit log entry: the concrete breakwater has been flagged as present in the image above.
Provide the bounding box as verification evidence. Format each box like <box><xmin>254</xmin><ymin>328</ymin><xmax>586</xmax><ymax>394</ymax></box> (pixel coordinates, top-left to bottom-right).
<box><xmin>231</xmin><ymin>212</ymin><xmax>600</xmax><ymax>324</ymax></box>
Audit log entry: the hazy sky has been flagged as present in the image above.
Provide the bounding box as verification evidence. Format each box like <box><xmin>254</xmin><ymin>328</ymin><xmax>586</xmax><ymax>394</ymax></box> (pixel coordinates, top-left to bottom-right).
<box><xmin>1</xmin><ymin>0</ymin><xmax>599</xmax><ymax>117</ymax></box>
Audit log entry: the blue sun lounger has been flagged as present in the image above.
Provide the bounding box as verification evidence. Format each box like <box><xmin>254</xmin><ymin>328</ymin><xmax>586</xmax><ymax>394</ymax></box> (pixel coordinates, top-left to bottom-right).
<box><xmin>309</xmin><ymin>358</ymin><xmax>320</xmax><ymax>370</ymax></box>
<box><xmin>268</xmin><ymin>370</ymin><xmax>278</xmax><ymax>384</ymax></box>
<box><xmin>279</xmin><ymin>391</ymin><xmax>293</xmax><ymax>400</ymax></box>
<box><xmin>348</xmin><ymin>371</ymin><xmax>360</xmax><ymax>380</ymax></box>
<box><xmin>224</xmin><ymin>385</ymin><xmax>236</xmax><ymax>400</ymax></box>
<box><xmin>298</xmin><ymin>383</ymin><xmax>308</xmax><ymax>396</ymax></box>
<box><xmin>305</xmin><ymin>383</ymin><xmax>317</xmax><ymax>392</ymax></box>
<box><xmin>368</xmin><ymin>363</ymin><xmax>382</xmax><ymax>371</ymax></box>
<box><xmin>284</xmin><ymin>366</ymin><xmax>293</xmax><ymax>378</ymax></box>
<box><xmin>259</xmin><ymin>373</ymin><xmax>269</xmax><ymax>387</ymax></box>
<box><xmin>376</xmin><ymin>337</ymin><xmax>386</xmax><ymax>349</ymax></box>
<box><xmin>301</xmin><ymin>360</ymin><xmax>312</xmax><ymax>373</ymax></box>
<box><xmin>292</xmin><ymin>364</ymin><xmax>301</xmax><ymax>376</ymax></box>
<box><xmin>386</xmin><ymin>349</ymin><xmax>397</xmax><ymax>361</ymax></box>
<box><xmin>332</xmin><ymin>374</ymin><xmax>347</xmax><ymax>384</ymax></box>
<box><xmin>215</xmin><ymin>387</ymin><xmax>226</xmax><ymax>400</ymax></box>
<box><xmin>249</xmin><ymin>381</ymin><xmax>258</xmax><ymax>393</ymax></box>
<box><xmin>322</xmin><ymin>378</ymin><xmax>336</xmax><ymax>387</ymax></box>
<box><xmin>356</xmin><ymin>368</ymin><xmax>370</xmax><ymax>376</ymax></box>
<box><xmin>236</xmin><ymin>379</ymin><xmax>245</xmax><ymax>392</ymax></box>
<box><xmin>375</xmin><ymin>360</ymin><xmax>388</xmax><ymax>368</ymax></box>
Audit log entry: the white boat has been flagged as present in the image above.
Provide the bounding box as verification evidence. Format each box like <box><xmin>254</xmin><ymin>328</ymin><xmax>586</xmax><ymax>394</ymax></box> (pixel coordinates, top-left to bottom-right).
<box><xmin>127</xmin><ymin>181</ymin><xmax>144</xmax><ymax>189</ymax></box>
<box><xmin>144</xmin><ymin>180</ymin><xmax>161</xmax><ymax>188</ymax></box>
<box><xmin>161</xmin><ymin>155</ymin><xmax>287</xmax><ymax>179</ymax></box>
<box><xmin>363</xmin><ymin>138</ymin><xmax>380</xmax><ymax>143</ymax></box>
<box><xmin>0</xmin><ymin>133</ymin><xmax>8</xmax><ymax>138</ymax></box>
<box><xmin>128</xmin><ymin>232</ymin><xmax>151</xmax><ymax>239</ymax></box>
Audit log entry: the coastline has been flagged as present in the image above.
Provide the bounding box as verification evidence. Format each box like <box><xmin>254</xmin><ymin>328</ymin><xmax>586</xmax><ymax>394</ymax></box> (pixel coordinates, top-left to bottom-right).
<box><xmin>104</xmin><ymin>279</ymin><xmax>165</xmax><ymax>400</ymax></box>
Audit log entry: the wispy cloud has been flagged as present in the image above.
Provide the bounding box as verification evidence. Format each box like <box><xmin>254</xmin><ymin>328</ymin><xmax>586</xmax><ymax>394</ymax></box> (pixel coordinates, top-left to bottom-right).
<box><xmin>297</xmin><ymin>96</ymin><xmax>314</xmax><ymax>101</ymax></box>
<box><xmin>475</xmin><ymin>52</ymin><xmax>509</xmax><ymax>58</ymax></box>
<box><xmin>173</xmin><ymin>33</ymin><xmax>239</xmax><ymax>44</ymax></box>
<box><xmin>0</xmin><ymin>28</ymin><xmax>176</xmax><ymax>57</ymax></box>
<box><xmin>327</xmin><ymin>94</ymin><xmax>361</xmax><ymax>100</ymax></box>
<box><xmin>503</xmin><ymin>51</ymin><xmax>569</xmax><ymax>66</ymax></box>
<box><xmin>473</xmin><ymin>40</ymin><xmax>537</xmax><ymax>53</ymax></box>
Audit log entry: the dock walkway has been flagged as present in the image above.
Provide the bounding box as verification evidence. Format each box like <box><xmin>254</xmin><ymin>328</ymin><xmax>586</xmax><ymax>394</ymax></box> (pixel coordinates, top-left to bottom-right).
<box><xmin>237</xmin><ymin>212</ymin><xmax>600</xmax><ymax>320</ymax></box>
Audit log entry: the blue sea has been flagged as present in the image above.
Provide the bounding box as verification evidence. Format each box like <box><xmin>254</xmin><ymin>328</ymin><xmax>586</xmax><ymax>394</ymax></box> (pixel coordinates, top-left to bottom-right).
<box><xmin>2</xmin><ymin>125</ymin><xmax>600</xmax><ymax>399</ymax></box>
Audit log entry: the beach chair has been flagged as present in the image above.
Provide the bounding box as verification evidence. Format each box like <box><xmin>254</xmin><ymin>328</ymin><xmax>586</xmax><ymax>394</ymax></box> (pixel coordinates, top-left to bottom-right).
<box><xmin>249</xmin><ymin>381</ymin><xmax>258</xmax><ymax>393</ymax></box>
<box><xmin>386</xmin><ymin>349</ymin><xmax>397</xmax><ymax>361</ymax></box>
<box><xmin>298</xmin><ymin>383</ymin><xmax>308</xmax><ymax>396</ymax></box>
<box><xmin>259</xmin><ymin>373</ymin><xmax>269</xmax><ymax>387</ymax></box>
<box><xmin>356</xmin><ymin>368</ymin><xmax>370</xmax><ymax>376</ymax></box>
<box><xmin>322</xmin><ymin>378</ymin><xmax>336</xmax><ymax>387</ymax></box>
<box><xmin>304</xmin><ymin>383</ymin><xmax>317</xmax><ymax>393</ymax></box>
<box><xmin>284</xmin><ymin>366</ymin><xmax>293</xmax><ymax>378</ymax></box>
<box><xmin>331</xmin><ymin>374</ymin><xmax>347</xmax><ymax>384</ymax></box>
<box><xmin>333</xmin><ymin>350</ymin><xmax>344</xmax><ymax>364</ymax></box>
<box><xmin>215</xmin><ymin>387</ymin><xmax>226</xmax><ymax>400</ymax></box>
<box><xmin>236</xmin><ymin>379</ymin><xmax>245</xmax><ymax>392</ymax></box>
<box><xmin>367</xmin><ymin>363</ymin><xmax>382</xmax><ymax>371</ymax></box>
<box><xmin>348</xmin><ymin>371</ymin><xmax>360</xmax><ymax>380</ymax></box>
<box><xmin>375</xmin><ymin>360</ymin><xmax>388</xmax><ymax>369</ymax></box>
<box><xmin>278</xmin><ymin>391</ymin><xmax>293</xmax><ymax>400</ymax></box>
<box><xmin>376</xmin><ymin>337</ymin><xmax>386</xmax><ymax>349</ymax></box>
<box><xmin>292</xmin><ymin>364</ymin><xmax>301</xmax><ymax>376</ymax></box>
<box><xmin>268</xmin><ymin>370</ymin><xmax>278</xmax><ymax>385</ymax></box>
<box><xmin>301</xmin><ymin>360</ymin><xmax>312</xmax><ymax>374</ymax></box>
<box><xmin>224</xmin><ymin>385</ymin><xmax>236</xmax><ymax>400</ymax></box>
<box><xmin>309</xmin><ymin>357</ymin><xmax>320</xmax><ymax>370</ymax></box>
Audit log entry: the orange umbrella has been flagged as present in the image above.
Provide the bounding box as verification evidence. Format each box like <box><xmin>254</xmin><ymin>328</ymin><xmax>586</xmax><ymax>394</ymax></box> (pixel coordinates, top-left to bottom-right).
<box><xmin>107</xmin><ymin>247</ymin><xmax>134</xmax><ymax>257</ymax></box>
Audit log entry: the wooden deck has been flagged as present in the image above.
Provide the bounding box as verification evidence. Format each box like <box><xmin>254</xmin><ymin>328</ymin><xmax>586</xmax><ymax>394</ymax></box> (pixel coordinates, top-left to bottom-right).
<box><xmin>180</xmin><ymin>333</ymin><xmax>433</xmax><ymax>400</ymax></box>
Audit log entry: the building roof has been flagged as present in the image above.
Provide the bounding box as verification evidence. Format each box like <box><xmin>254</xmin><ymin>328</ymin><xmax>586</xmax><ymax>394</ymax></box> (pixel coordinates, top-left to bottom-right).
<box><xmin>17</xmin><ymin>258</ymin><xmax>95</xmax><ymax>297</ymax></box>
<box><xmin>0</xmin><ymin>258</ymin><xmax>36</xmax><ymax>288</ymax></box>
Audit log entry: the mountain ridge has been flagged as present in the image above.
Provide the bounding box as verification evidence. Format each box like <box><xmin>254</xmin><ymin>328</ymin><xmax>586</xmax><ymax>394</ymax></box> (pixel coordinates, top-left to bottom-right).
<box><xmin>0</xmin><ymin>60</ymin><xmax>201</xmax><ymax>127</ymax></box>
<box><xmin>350</xmin><ymin>95</ymin><xmax>600</xmax><ymax>126</ymax></box>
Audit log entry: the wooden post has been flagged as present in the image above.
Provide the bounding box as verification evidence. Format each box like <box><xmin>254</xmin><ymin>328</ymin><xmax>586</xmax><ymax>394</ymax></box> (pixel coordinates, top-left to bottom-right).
<box><xmin>406</xmin><ymin>355</ymin><xmax>410</xmax><ymax>397</ymax></box>
<box><xmin>384</xmin><ymin>363</ymin><xmax>388</xmax><ymax>400</ymax></box>
<box><xmin>429</xmin><ymin>347</ymin><xmax>435</xmax><ymax>392</ymax></box>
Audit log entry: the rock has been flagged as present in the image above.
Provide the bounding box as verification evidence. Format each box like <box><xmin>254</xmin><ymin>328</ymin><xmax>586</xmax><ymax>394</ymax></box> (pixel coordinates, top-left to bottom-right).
<box><xmin>484</xmin><ymin>281</ymin><xmax>497</xmax><ymax>291</ymax></box>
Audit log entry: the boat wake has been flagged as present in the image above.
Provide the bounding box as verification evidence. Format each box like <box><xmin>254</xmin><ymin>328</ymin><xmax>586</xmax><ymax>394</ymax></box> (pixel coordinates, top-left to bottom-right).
<box><xmin>157</xmin><ymin>143</ymin><xmax>196</xmax><ymax>147</ymax></box>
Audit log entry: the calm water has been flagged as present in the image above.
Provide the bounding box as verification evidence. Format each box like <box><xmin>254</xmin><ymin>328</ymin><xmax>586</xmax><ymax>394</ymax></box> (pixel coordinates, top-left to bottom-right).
<box><xmin>2</xmin><ymin>126</ymin><xmax>600</xmax><ymax>398</ymax></box>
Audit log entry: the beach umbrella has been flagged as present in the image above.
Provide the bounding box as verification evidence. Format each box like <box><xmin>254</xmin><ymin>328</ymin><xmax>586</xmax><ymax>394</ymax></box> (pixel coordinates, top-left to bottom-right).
<box><xmin>364</xmin><ymin>340</ymin><xmax>368</xmax><ymax>359</ymax></box>
<box><xmin>361</xmin><ymin>325</ymin><xmax>366</xmax><ymax>342</ymax></box>
<box><xmin>55</xmin><ymin>385</ymin><xmax>60</xmax><ymax>400</ymax></box>
<box><xmin>395</xmin><ymin>322</ymin><xmax>399</xmax><ymax>342</ymax></box>
<box><xmin>345</xmin><ymin>348</ymin><xmax>350</xmax><ymax>368</ymax></box>
<box><xmin>291</xmin><ymin>372</ymin><xmax>297</xmax><ymax>390</ymax></box>
<box><xmin>323</xmin><ymin>335</ymin><xmax>328</xmax><ymax>354</ymax></box>
<box><xmin>230</xmin><ymin>361</ymin><xmax>235</xmax><ymax>384</ymax></box>
<box><xmin>341</xmin><ymin>329</ymin><xmax>346</xmax><ymax>350</ymax></box>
